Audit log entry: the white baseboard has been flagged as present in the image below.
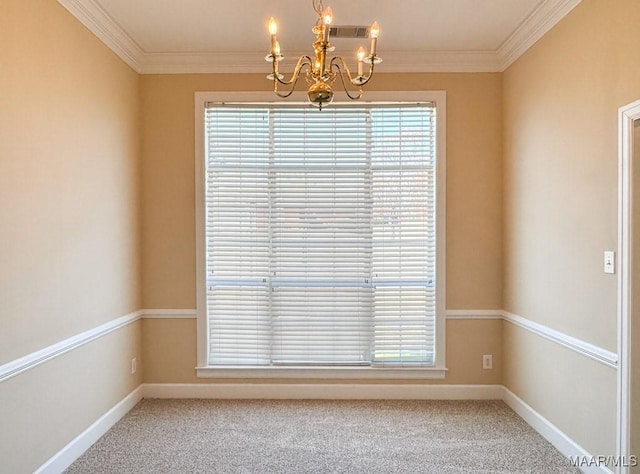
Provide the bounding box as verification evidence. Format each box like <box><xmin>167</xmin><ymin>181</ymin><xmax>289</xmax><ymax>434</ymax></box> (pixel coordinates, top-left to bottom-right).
<box><xmin>35</xmin><ymin>386</ymin><xmax>144</xmax><ymax>474</ymax></box>
<box><xmin>501</xmin><ymin>387</ymin><xmax>613</xmax><ymax>474</ymax></box>
<box><xmin>142</xmin><ymin>383</ymin><xmax>503</xmax><ymax>400</ymax></box>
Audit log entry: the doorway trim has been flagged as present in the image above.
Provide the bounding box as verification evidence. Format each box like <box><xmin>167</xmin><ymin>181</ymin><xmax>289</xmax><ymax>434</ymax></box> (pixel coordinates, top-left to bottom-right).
<box><xmin>617</xmin><ymin>99</ymin><xmax>640</xmax><ymax>472</ymax></box>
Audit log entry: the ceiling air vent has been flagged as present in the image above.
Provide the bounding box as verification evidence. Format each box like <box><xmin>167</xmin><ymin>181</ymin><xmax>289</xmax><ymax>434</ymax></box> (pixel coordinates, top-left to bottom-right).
<box><xmin>329</xmin><ymin>25</ymin><xmax>370</xmax><ymax>38</ymax></box>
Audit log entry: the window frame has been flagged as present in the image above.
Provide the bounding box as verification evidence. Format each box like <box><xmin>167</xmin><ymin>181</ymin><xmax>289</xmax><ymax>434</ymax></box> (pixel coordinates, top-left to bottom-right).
<box><xmin>195</xmin><ymin>91</ymin><xmax>447</xmax><ymax>379</ymax></box>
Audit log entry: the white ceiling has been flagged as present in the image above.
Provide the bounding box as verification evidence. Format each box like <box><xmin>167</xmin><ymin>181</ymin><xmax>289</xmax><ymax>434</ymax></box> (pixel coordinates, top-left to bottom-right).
<box><xmin>57</xmin><ymin>0</ymin><xmax>582</xmax><ymax>73</ymax></box>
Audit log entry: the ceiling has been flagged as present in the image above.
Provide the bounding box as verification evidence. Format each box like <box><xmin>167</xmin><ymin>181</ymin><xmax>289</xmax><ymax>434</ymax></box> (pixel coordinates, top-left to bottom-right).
<box><xmin>57</xmin><ymin>0</ymin><xmax>581</xmax><ymax>74</ymax></box>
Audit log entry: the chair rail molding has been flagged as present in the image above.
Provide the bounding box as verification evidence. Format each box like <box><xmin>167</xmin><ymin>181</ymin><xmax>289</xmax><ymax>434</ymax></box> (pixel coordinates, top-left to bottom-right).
<box><xmin>0</xmin><ymin>311</ymin><xmax>142</xmax><ymax>383</ymax></box>
<box><xmin>1</xmin><ymin>307</ymin><xmax>617</xmax><ymax>384</ymax></box>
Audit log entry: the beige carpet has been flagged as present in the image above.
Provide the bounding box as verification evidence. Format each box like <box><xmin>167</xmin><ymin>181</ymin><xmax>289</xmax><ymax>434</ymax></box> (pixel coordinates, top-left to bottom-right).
<box><xmin>65</xmin><ymin>399</ymin><xmax>579</xmax><ymax>473</ymax></box>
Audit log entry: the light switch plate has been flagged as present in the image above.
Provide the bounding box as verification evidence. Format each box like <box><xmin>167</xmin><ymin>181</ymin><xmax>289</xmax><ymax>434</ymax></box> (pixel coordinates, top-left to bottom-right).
<box><xmin>604</xmin><ymin>251</ymin><xmax>615</xmax><ymax>274</ymax></box>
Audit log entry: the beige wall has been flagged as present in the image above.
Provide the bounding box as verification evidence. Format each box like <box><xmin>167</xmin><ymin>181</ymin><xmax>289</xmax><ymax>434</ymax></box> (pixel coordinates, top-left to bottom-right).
<box><xmin>0</xmin><ymin>0</ymin><xmax>142</xmax><ymax>471</ymax></box>
<box><xmin>143</xmin><ymin>318</ymin><xmax>502</xmax><ymax>385</ymax></box>
<box><xmin>140</xmin><ymin>73</ymin><xmax>503</xmax><ymax>310</ymax></box>
<box><xmin>140</xmin><ymin>72</ymin><xmax>503</xmax><ymax>383</ymax></box>
<box><xmin>0</xmin><ymin>322</ymin><xmax>142</xmax><ymax>474</ymax></box>
<box><xmin>503</xmin><ymin>323</ymin><xmax>617</xmax><ymax>456</ymax></box>
<box><xmin>503</xmin><ymin>0</ymin><xmax>640</xmax><ymax>456</ymax></box>
<box><xmin>0</xmin><ymin>0</ymin><xmax>141</xmax><ymax>363</ymax></box>
<box><xmin>503</xmin><ymin>0</ymin><xmax>640</xmax><ymax>350</ymax></box>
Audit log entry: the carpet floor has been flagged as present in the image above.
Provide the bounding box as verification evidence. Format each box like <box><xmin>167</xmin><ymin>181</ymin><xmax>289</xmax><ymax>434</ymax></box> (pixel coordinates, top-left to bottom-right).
<box><xmin>65</xmin><ymin>399</ymin><xmax>580</xmax><ymax>473</ymax></box>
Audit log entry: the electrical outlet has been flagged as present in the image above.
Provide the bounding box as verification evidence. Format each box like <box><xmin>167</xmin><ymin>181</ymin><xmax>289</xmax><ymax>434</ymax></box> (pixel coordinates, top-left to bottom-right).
<box><xmin>131</xmin><ymin>357</ymin><xmax>137</xmax><ymax>374</ymax></box>
<box><xmin>482</xmin><ymin>354</ymin><xmax>493</xmax><ymax>370</ymax></box>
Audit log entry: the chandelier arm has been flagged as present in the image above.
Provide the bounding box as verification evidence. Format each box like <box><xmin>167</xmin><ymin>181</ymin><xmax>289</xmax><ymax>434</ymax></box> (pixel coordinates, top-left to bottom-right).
<box><xmin>273</xmin><ymin>84</ymin><xmax>298</xmax><ymax>99</ymax></box>
<box><xmin>273</xmin><ymin>56</ymin><xmax>314</xmax><ymax>98</ymax></box>
<box><xmin>331</xmin><ymin>61</ymin><xmax>364</xmax><ymax>101</ymax></box>
<box><xmin>273</xmin><ymin>55</ymin><xmax>313</xmax><ymax>86</ymax></box>
<box><xmin>361</xmin><ymin>59</ymin><xmax>377</xmax><ymax>86</ymax></box>
<box><xmin>333</xmin><ymin>55</ymin><xmax>377</xmax><ymax>88</ymax></box>
<box><xmin>329</xmin><ymin>56</ymin><xmax>356</xmax><ymax>82</ymax></box>
<box><xmin>273</xmin><ymin>73</ymin><xmax>301</xmax><ymax>98</ymax></box>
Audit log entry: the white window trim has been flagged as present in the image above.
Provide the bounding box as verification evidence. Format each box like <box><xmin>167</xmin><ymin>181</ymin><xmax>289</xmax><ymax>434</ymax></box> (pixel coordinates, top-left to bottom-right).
<box><xmin>195</xmin><ymin>91</ymin><xmax>447</xmax><ymax>379</ymax></box>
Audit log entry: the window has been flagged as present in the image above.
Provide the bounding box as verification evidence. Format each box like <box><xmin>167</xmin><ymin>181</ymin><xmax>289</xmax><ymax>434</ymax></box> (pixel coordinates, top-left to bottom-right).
<box><xmin>195</xmin><ymin>92</ymin><xmax>446</xmax><ymax>378</ymax></box>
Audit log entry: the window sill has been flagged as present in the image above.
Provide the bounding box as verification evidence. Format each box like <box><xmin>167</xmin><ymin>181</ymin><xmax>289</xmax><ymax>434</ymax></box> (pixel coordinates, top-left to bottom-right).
<box><xmin>196</xmin><ymin>366</ymin><xmax>448</xmax><ymax>380</ymax></box>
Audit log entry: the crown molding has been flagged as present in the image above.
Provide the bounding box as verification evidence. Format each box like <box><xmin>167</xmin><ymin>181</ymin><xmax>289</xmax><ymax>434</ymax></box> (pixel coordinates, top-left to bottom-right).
<box><xmin>57</xmin><ymin>0</ymin><xmax>144</xmax><ymax>71</ymax></box>
<box><xmin>497</xmin><ymin>0</ymin><xmax>582</xmax><ymax>71</ymax></box>
<box><xmin>138</xmin><ymin>50</ymin><xmax>502</xmax><ymax>75</ymax></box>
<box><xmin>58</xmin><ymin>0</ymin><xmax>582</xmax><ymax>74</ymax></box>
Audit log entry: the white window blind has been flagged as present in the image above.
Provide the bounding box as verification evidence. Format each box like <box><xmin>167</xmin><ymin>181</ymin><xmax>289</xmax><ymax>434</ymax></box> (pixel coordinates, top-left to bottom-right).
<box><xmin>204</xmin><ymin>103</ymin><xmax>437</xmax><ymax>367</ymax></box>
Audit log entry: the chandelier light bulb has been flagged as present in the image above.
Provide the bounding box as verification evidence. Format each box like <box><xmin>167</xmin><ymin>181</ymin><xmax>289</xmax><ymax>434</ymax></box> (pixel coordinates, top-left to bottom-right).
<box><xmin>357</xmin><ymin>46</ymin><xmax>366</xmax><ymax>77</ymax></box>
<box><xmin>322</xmin><ymin>6</ymin><xmax>333</xmax><ymax>42</ymax></box>
<box><xmin>323</xmin><ymin>7</ymin><xmax>333</xmax><ymax>25</ymax></box>
<box><xmin>269</xmin><ymin>17</ymin><xmax>278</xmax><ymax>35</ymax></box>
<box><xmin>370</xmin><ymin>21</ymin><xmax>380</xmax><ymax>56</ymax></box>
<box><xmin>269</xmin><ymin>17</ymin><xmax>278</xmax><ymax>53</ymax></box>
<box><xmin>370</xmin><ymin>21</ymin><xmax>380</xmax><ymax>39</ymax></box>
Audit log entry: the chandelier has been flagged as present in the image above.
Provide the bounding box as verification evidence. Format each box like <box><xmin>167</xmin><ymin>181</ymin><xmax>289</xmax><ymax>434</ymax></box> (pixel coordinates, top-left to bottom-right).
<box><xmin>266</xmin><ymin>0</ymin><xmax>381</xmax><ymax>109</ymax></box>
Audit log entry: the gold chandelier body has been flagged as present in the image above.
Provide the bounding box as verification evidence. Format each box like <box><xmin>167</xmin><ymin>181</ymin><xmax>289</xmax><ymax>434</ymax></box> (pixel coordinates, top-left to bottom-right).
<box><xmin>266</xmin><ymin>0</ymin><xmax>381</xmax><ymax>109</ymax></box>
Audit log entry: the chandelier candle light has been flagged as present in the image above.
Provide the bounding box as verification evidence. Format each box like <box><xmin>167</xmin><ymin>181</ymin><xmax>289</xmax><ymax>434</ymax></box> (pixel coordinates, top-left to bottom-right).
<box><xmin>266</xmin><ymin>0</ymin><xmax>381</xmax><ymax>109</ymax></box>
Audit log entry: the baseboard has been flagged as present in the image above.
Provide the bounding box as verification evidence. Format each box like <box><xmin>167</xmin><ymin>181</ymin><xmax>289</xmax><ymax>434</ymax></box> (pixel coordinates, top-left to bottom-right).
<box><xmin>142</xmin><ymin>383</ymin><xmax>504</xmax><ymax>400</ymax></box>
<box><xmin>35</xmin><ymin>385</ymin><xmax>144</xmax><ymax>474</ymax></box>
<box><xmin>501</xmin><ymin>387</ymin><xmax>613</xmax><ymax>474</ymax></box>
